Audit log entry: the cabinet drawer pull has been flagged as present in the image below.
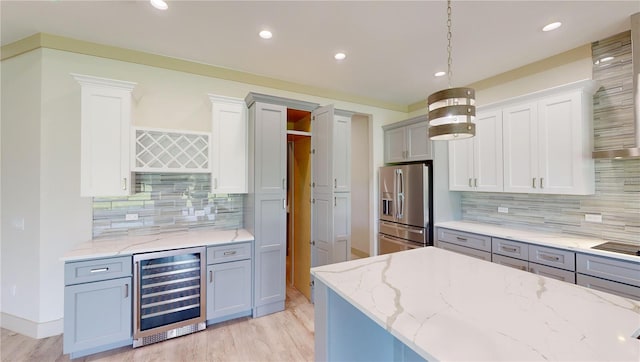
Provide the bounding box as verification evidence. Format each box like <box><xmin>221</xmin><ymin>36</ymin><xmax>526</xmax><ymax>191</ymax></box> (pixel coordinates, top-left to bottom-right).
<box><xmin>456</xmin><ymin>236</ymin><xmax>467</xmax><ymax>242</ymax></box>
<box><xmin>90</xmin><ymin>267</ymin><xmax>109</xmax><ymax>273</ymax></box>
<box><xmin>223</xmin><ymin>250</ymin><xmax>237</xmax><ymax>256</ymax></box>
<box><xmin>541</xmin><ymin>254</ymin><xmax>560</xmax><ymax>262</ymax></box>
<box><xmin>502</xmin><ymin>246</ymin><xmax>518</xmax><ymax>253</ymax></box>
<box><xmin>532</xmin><ymin>178</ymin><xmax>536</xmax><ymax>188</ymax></box>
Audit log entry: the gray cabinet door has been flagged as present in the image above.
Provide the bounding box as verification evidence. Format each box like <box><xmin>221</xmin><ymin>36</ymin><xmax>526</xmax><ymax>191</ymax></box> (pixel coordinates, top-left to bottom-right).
<box><xmin>63</xmin><ymin>277</ymin><xmax>132</xmax><ymax>355</ymax></box>
<box><xmin>254</xmin><ymin>102</ymin><xmax>287</xmax><ymax>195</ymax></box>
<box><xmin>207</xmin><ymin>260</ymin><xmax>252</xmax><ymax>320</ymax></box>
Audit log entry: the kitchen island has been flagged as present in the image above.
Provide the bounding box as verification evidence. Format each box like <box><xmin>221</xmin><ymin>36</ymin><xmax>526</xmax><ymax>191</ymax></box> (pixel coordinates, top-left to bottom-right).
<box><xmin>311</xmin><ymin>247</ymin><xmax>640</xmax><ymax>361</ymax></box>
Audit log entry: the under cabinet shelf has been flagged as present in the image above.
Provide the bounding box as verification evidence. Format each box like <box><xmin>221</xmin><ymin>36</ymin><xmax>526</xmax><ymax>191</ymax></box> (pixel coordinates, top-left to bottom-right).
<box><xmin>132</xmin><ymin>127</ymin><xmax>211</xmax><ymax>173</ymax></box>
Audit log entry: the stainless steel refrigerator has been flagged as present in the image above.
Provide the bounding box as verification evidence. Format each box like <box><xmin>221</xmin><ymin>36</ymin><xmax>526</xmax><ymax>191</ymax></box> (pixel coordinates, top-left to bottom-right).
<box><xmin>378</xmin><ymin>162</ymin><xmax>433</xmax><ymax>255</ymax></box>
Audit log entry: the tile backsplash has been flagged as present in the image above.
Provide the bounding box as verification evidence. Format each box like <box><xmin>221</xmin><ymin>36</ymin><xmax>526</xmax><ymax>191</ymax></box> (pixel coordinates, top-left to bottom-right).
<box><xmin>461</xmin><ymin>30</ymin><xmax>639</xmax><ymax>246</ymax></box>
<box><xmin>92</xmin><ymin>173</ymin><xmax>243</xmax><ymax>239</ymax></box>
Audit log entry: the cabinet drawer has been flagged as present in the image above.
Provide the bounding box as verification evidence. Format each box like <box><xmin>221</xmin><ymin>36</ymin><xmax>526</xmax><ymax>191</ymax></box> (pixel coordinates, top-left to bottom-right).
<box><xmin>436</xmin><ymin>228</ymin><xmax>492</xmax><ymax>252</ymax></box>
<box><xmin>529</xmin><ymin>263</ymin><xmax>575</xmax><ymax>283</ymax></box>
<box><xmin>528</xmin><ymin>245</ymin><xmax>575</xmax><ymax>271</ymax></box>
<box><xmin>492</xmin><ymin>254</ymin><xmax>528</xmax><ymax>271</ymax></box>
<box><xmin>576</xmin><ymin>253</ymin><xmax>640</xmax><ymax>288</ymax></box>
<box><xmin>438</xmin><ymin>241</ymin><xmax>492</xmax><ymax>261</ymax></box>
<box><xmin>65</xmin><ymin>256</ymin><xmax>132</xmax><ymax>286</ymax></box>
<box><xmin>492</xmin><ymin>238</ymin><xmax>529</xmax><ymax>260</ymax></box>
<box><xmin>577</xmin><ymin>274</ymin><xmax>640</xmax><ymax>301</ymax></box>
<box><xmin>207</xmin><ymin>242</ymin><xmax>251</xmax><ymax>264</ymax></box>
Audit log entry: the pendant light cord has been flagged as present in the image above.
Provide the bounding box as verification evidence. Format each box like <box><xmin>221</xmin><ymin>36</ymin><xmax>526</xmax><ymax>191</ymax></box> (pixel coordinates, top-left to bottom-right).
<box><xmin>447</xmin><ymin>0</ymin><xmax>453</xmax><ymax>89</ymax></box>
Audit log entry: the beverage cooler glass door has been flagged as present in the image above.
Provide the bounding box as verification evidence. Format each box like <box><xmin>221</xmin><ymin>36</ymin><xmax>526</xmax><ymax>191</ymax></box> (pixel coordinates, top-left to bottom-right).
<box><xmin>133</xmin><ymin>247</ymin><xmax>206</xmax><ymax>342</ymax></box>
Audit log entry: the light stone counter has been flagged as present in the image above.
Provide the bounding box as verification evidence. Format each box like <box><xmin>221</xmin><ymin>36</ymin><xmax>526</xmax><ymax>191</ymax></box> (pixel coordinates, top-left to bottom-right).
<box><xmin>436</xmin><ymin>220</ymin><xmax>639</xmax><ymax>262</ymax></box>
<box><xmin>312</xmin><ymin>247</ymin><xmax>640</xmax><ymax>361</ymax></box>
<box><xmin>61</xmin><ymin>228</ymin><xmax>254</xmax><ymax>261</ymax></box>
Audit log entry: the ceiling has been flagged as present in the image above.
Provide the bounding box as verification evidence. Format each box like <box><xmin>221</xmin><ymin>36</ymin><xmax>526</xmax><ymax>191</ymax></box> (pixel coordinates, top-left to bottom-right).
<box><xmin>2</xmin><ymin>1</ymin><xmax>639</xmax><ymax>109</ymax></box>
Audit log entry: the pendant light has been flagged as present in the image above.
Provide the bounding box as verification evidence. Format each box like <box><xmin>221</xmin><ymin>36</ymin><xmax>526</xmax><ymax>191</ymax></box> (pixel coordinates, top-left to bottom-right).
<box><xmin>427</xmin><ymin>0</ymin><xmax>475</xmax><ymax>140</ymax></box>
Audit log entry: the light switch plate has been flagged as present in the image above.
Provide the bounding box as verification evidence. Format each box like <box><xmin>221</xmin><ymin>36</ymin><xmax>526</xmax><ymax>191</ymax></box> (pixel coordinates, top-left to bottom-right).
<box><xmin>585</xmin><ymin>214</ymin><xmax>603</xmax><ymax>223</ymax></box>
<box><xmin>498</xmin><ymin>207</ymin><xmax>509</xmax><ymax>214</ymax></box>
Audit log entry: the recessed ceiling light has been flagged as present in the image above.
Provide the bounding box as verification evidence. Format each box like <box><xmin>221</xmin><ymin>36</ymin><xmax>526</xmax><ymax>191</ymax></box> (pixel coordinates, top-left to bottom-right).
<box><xmin>542</xmin><ymin>21</ymin><xmax>562</xmax><ymax>32</ymax></box>
<box><xmin>334</xmin><ymin>52</ymin><xmax>346</xmax><ymax>61</ymax></box>
<box><xmin>595</xmin><ymin>56</ymin><xmax>614</xmax><ymax>65</ymax></box>
<box><xmin>259</xmin><ymin>30</ymin><xmax>273</xmax><ymax>39</ymax></box>
<box><xmin>434</xmin><ymin>71</ymin><xmax>446</xmax><ymax>77</ymax></box>
<box><xmin>150</xmin><ymin>0</ymin><xmax>168</xmax><ymax>10</ymax></box>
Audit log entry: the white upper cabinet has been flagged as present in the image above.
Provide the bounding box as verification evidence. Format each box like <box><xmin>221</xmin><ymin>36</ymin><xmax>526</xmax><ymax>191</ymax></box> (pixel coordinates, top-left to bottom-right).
<box><xmin>449</xmin><ymin>108</ymin><xmax>503</xmax><ymax>192</ymax></box>
<box><xmin>503</xmin><ymin>84</ymin><xmax>595</xmax><ymax>195</ymax></box>
<box><xmin>209</xmin><ymin>95</ymin><xmax>248</xmax><ymax>194</ymax></box>
<box><xmin>73</xmin><ymin>73</ymin><xmax>136</xmax><ymax>197</ymax></box>
<box><xmin>383</xmin><ymin>116</ymin><xmax>432</xmax><ymax>163</ymax></box>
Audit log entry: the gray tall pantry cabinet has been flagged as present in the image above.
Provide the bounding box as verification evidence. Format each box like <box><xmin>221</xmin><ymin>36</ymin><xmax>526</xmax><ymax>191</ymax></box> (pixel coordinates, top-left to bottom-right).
<box><xmin>245</xmin><ymin>93</ymin><xmax>352</xmax><ymax>315</ymax></box>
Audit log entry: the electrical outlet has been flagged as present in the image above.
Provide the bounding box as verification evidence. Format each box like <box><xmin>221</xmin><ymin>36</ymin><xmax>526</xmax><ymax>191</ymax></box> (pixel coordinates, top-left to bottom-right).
<box><xmin>585</xmin><ymin>214</ymin><xmax>603</xmax><ymax>223</ymax></box>
<box><xmin>498</xmin><ymin>207</ymin><xmax>509</xmax><ymax>214</ymax></box>
<box><xmin>125</xmin><ymin>213</ymin><xmax>139</xmax><ymax>221</ymax></box>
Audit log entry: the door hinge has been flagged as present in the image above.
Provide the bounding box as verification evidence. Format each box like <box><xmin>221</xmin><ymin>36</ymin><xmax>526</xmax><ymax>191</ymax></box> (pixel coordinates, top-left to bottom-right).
<box><xmin>312</xmin><ymin>198</ymin><xmax>315</xmax><ymax>204</ymax></box>
<box><xmin>310</xmin><ymin>240</ymin><xmax>316</xmax><ymax>246</ymax></box>
<box><xmin>312</xmin><ymin>182</ymin><xmax>315</xmax><ymax>188</ymax></box>
<box><xmin>312</xmin><ymin>149</ymin><xmax>316</xmax><ymax>154</ymax></box>
<box><xmin>309</xmin><ymin>280</ymin><xmax>315</xmax><ymax>287</ymax></box>
<box><xmin>312</xmin><ymin>116</ymin><xmax>315</xmax><ymax>121</ymax></box>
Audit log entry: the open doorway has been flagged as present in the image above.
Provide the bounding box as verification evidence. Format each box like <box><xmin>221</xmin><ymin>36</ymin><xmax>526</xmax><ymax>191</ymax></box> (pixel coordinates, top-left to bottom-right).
<box><xmin>286</xmin><ymin>109</ymin><xmax>312</xmax><ymax>300</ymax></box>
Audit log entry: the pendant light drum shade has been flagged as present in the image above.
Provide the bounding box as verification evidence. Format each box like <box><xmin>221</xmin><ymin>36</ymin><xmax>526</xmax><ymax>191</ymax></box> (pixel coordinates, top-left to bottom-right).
<box><xmin>427</xmin><ymin>87</ymin><xmax>476</xmax><ymax>140</ymax></box>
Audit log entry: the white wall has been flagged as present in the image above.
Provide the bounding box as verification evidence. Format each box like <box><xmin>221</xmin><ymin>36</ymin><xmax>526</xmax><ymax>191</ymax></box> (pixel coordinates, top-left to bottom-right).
<box><xmin>0</xmin><ymin>47</ymin><xmax>408</xmax><ymax>337</ymax></box>
<box><xmin>1</xmin><ymin>49</ymin><xmax>44</xmax><ymax>335</ymax></box>
<box><xmin>350</xmin><ymin>114</ymin><xmax>370</xmax><ymax>255</ymax></box>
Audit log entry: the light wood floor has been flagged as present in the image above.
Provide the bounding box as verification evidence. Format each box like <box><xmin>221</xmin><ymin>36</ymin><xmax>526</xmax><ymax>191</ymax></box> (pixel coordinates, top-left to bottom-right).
<box><xmin>1</xmin><ymin>286</ymin><xmax>314</xmax><ymax>362</ymax></box>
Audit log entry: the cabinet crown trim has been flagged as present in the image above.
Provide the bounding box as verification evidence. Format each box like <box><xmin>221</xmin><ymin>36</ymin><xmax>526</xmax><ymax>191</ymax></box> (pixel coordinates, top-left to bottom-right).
<box><xmin>208</xmin><ymin>94</ymin><xmax>245</xmax><ymax>105</ymax></box>
<box><xmin>382</xmin><ymin>114</ymin><xmax>427</xmax><ymax>131</ymax></box>
<box><xmin>477</xmin><ymin>79</ymin><xmax>597</xmax><ymax>112</ymax></box>
<box><xmin>245</xmin><ymin>92</ymin><xmax>319</xmax><ymax>111</ymax></box>
<box><xmin>71</xmin><ymin>73</ymin><xmax>136</xmax><ymax>90</ymax></box>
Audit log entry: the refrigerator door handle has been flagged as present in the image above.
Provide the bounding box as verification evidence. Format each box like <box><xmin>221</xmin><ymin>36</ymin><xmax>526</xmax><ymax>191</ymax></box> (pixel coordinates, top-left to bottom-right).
<box><xmin>397</xmin><ymin>169</ymin><xmax>404</xmax><ymax>220</ymax></box>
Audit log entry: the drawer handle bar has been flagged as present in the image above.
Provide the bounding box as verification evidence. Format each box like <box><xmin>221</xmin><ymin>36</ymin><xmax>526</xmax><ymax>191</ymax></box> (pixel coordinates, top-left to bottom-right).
<box><xmin>90</xmin><ymin>267</ymin><xmax>109</xmax><ymax>273</ymax></box>
<box><xmin>223</xmin><ymin>251</ymin><xmax>237</xmax><ymax>256</ymax></box>
<box><xmin>541</xmin><ymin>254</ymin><xmax>560</xmax><ymax>262</ymax></box>
<box><xmin>456</xmin><ymin>236</ymin><xmax>467</xmax><ymax>242</ymax></box>
<box><xmin>502</xmin><ymin>246</ymin><xmax>518</xmax><ymax>253</ymax></box>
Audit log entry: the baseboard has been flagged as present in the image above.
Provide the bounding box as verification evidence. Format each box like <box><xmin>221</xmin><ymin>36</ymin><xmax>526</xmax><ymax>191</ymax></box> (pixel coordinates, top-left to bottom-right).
<box><xmin>0</xmin><ymin>312</ymin><xmax>63</xmax><ymax>339</ymax></box>
<box><xmin>351</xmin><ymin>248</ymin><xmax>369</xmax><ymax>259</ymax></box>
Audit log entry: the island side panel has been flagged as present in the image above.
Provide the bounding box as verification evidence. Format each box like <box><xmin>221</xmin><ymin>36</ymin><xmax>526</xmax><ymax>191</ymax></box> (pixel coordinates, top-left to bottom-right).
<box><xmin>315</xmin><ymin>279</ymin><xmax>426</xmax><ymax>362</ymax></box>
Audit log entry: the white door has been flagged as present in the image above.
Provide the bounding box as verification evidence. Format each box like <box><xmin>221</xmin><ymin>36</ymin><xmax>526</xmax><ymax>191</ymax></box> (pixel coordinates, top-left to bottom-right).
<box><xmin>503</xmin><ymin>102</ymin><xmax>538</xmax><ymax>193</ymax></box>
<box><xmin>333</xmin><ymin>114</ymin><xmax>351</xmax><ymax>192</ymax></box>
<box><xmin>211</xmin><ymin>97</ymin><xmax>247</xmax><ymax>193</ymax></box>
<box><xmin>448</xmin><ymin>138</ymin><xmax>474</xmax><ymax>191</ymax></box>
<box><xmin>474</xmin><ymin>109</ymin><xmax>503</xmax><ymax>192</ymax></box>
<box><xmin>537</xmin><ymin>92</ymin><xmax>580</xmax><ymax>194</ymax></box>
<box><xmin>384</xmin><ymin>127</ymin><xmax>406</xmax><ymax>163</ymax></box>
<box><xmin>312</xmin><ymin>105</ymin><xmax>334</xmax><ymax>195</ymax></box>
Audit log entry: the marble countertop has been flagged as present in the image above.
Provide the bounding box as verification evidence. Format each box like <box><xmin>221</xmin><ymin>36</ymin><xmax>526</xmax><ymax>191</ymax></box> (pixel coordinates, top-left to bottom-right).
<box><xmin>436</xmin><ymin>220</ymin><xmax>639</xmax><ymax>262</ymax></box>
<box><xmin>61</xmin><ymin>228</ymin><xmax>254</xmax><ymax>261</ymax></box>
<box><xmin>311</xmin><ymin>247</ymin><xmax>640</xmax><ymax>361</ymax></box>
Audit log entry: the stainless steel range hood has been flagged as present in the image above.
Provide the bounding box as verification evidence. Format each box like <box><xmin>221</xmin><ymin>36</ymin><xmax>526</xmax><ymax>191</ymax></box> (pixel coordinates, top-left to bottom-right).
<box><xmin>593</xmin><ymin>13</ymin><xmax>640</xmax><ymax>159</ymax></box>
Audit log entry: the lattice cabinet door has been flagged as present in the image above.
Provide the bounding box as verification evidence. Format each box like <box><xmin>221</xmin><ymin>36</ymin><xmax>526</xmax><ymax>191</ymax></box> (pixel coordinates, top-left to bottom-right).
<box><xmin>133</xmin><ymin>127</ymin><xmax>211</xmax><ymax>173</ymax></box>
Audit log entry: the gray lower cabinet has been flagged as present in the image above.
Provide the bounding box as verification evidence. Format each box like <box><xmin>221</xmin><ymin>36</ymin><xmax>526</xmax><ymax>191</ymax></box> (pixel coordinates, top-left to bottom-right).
<box><xmin>492</xmin><ymin>254</ymin><xmax>528</xmax><ymax>271</ymax></box>
<box><xmin>63</xmin><ymin>256</ymin><xmax>132</xmax><ymax>359</ymax></box>
<box><xmin>206</xmin><ymin>242</ymin><xmax>253</xmax><ymax>323</ymax></box>
<box><xmin>528</xmin><ymin>263</ymin><xmax>576</xmax><ymax>283</ymax></box>
<box><xmin>435</xmin><ymin>227</ymin><xmax>492</xmax><ymax>261</ymax></box>
<box><xmin>576</xmin><ymin>253</ymin><xmax>640</xmax><ymax>300</ymax></box>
